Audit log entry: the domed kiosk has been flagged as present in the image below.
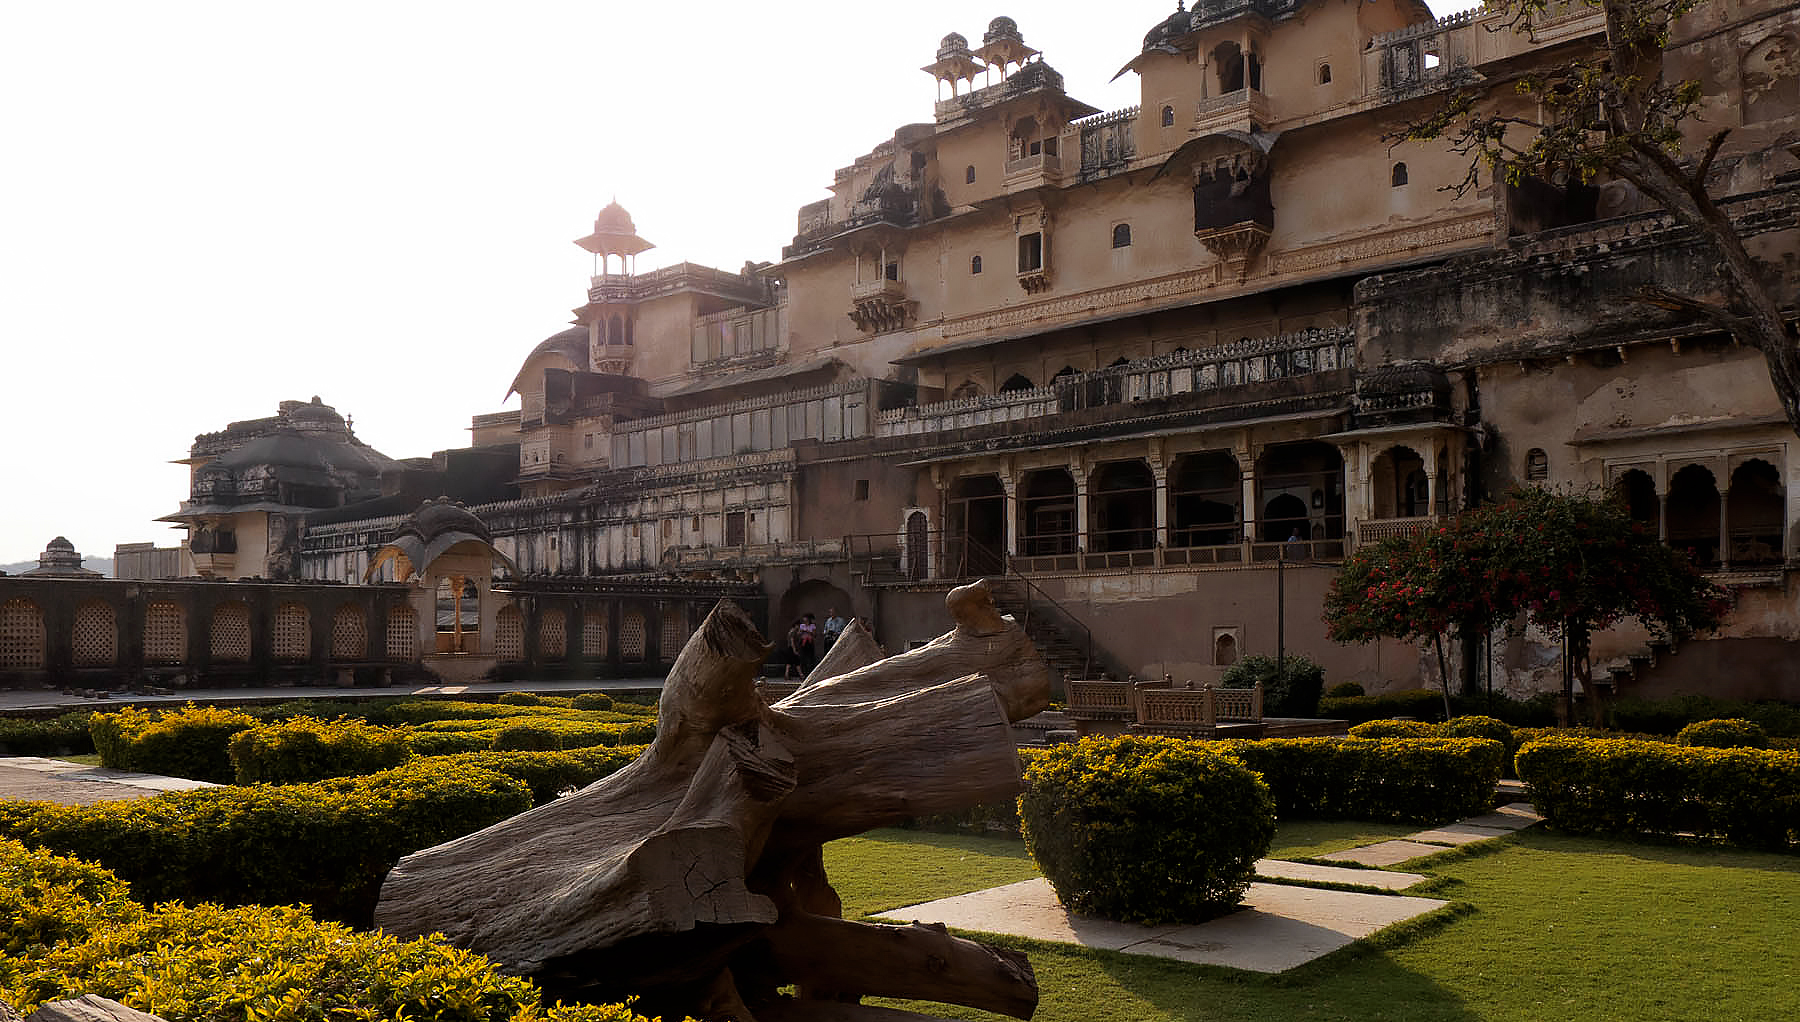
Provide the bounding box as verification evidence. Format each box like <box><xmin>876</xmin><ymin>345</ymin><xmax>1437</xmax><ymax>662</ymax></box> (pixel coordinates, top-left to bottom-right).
<box><xmin>367</xmin><ymin>498</ymin><xmax>517</xmax><ymax>683</ymax></box>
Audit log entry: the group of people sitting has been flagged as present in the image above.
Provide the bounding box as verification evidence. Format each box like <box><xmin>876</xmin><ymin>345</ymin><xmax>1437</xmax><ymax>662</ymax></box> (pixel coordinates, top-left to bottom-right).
<box><xmin>781</xmin><ymin>607</ymin><xmax>848</xmax><ymax>679</ymax></box>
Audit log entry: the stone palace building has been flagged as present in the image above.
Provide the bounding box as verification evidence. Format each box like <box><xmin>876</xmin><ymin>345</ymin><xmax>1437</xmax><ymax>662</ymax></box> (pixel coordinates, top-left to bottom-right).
<box><xmin>5</xmin><ymin>0</ymin><xmax>1798</xmax><ymax>709</ymax></box>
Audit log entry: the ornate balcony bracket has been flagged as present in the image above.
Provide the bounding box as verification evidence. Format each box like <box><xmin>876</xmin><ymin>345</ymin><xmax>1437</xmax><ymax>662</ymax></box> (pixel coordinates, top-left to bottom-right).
<box><xmin>1017</xmin><ymin>269</ymin><xmax>1052</xmax><ymax>294</ymax></box>
<box><xmin>1196</xmin><ymin>220</ymin><xmax>1271</xmax><ymax>280</ymax></box>
<box><xmin>848</xmin><ymin>281</ymin><xmax>917</xmax><ymax>333</ymax></box>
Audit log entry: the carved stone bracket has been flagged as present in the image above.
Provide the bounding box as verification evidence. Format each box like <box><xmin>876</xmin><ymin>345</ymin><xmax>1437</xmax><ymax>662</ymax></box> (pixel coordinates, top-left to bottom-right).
<box><xmin>1017</xmin><ymin>269</ymin><xmax>1052</xmax><ymax>294</ymax></box>
<box><xmin>1196</xmin><ymin>220</ymin><xmax>1271</xmax><ymax>280</ymax></box>
<box><xmin>848</xmin><ymin>294</ymin><xmax>918</xmax><ymax>333</ymax></box>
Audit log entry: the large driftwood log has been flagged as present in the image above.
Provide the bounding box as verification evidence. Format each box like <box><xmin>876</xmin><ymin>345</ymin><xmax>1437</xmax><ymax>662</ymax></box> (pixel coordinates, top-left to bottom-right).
<box><xmin>375</xmin><ymin>580</ymin><xmax>1049</xmax><ymax>1022</ymax></box>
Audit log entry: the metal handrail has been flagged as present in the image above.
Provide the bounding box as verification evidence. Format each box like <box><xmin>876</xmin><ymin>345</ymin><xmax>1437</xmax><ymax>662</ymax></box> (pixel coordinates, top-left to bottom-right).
<box><xmin>958</xmin><ymin>533</ymin><xmax>1095</xmax><ymax>685</ymax></box>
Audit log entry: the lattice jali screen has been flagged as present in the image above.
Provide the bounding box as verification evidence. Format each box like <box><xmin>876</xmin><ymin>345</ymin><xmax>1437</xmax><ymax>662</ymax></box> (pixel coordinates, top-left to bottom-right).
<box><xmin>273</xmin><ymin>603</ymin><xmax>310</xmax><ymax>662</ymax></box>
<box><xmin>0</xmin><ymin>598</ymin><xmax>46</xmax><ymax>669</ymax></box>
<box><xmin>210</xmin><ymin>601</ymin><xmax>251</xmax><ymax>663</ymax></box>
<box><xmin>619</xmin><ymin>610</ymin><xmax>647</xmax><ymax>661</ymax></box>
<box><xmin>331</xmin><ymin>605</ymin><xmax>367</xmax><ymax>660</ymax></box>
<box><xmin>386</xmin><ymin>604</ymin><xmax>417</xmax><ymax>661</ymax></box>
<box><xmin>144</xmin><ymin>601</ymin><xmax>187</xmax><ymax>665</ymax></box>
<box><xmin>72</xmin><ymin>601</ymin><xmax>116</xmax><ymax>668</ymax></box>
<box><xmin>495</xmin><ymin>606</ymin><xmax>524</xmax><ymax>662</ymax></box>
<box><xmin>659</xmin><ymin>605</ymin><xmax>689</xmax><ymax>662</ymax></box>
<box><xmin>582</xmin><ymin>607</ymin><xmax>609</xmax><ymax>658</ymax></box>
<box><xmin>539</xmin><ymin>609</ymin><xmax>566</xmax><ymax>660</ymax></box>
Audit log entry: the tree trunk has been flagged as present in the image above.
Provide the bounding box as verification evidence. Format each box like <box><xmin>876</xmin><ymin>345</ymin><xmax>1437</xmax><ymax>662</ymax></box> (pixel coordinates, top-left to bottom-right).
<box><xmin>374</xmin><ymin>579</ymin><xmax>1050</xmax><ymax>1022</ymax></box>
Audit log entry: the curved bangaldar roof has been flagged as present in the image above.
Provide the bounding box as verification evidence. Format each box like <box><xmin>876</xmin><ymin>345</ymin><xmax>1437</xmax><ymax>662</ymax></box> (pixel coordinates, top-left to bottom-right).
<box><xmin>506</xmin><ymin>325</ymin><xmax>590</xmax><ymax>399</ymax></box>
<box><xmin>365</xmin><ymin>497</ymin><xmax>516</xmax><ymax>582</ymax></box>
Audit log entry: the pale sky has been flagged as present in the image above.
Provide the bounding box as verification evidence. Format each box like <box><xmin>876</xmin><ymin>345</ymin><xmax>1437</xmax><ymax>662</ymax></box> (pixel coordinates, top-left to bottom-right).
<box><xmin>0</xmin><ymin>1</ymin><xmax>1474</xmax><ymax>566</ymax></box>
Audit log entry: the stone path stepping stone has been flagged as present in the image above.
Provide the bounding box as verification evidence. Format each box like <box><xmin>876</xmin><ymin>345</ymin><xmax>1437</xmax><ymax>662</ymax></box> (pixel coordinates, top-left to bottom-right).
<box><xmin>875</xmin><ymin>877</ymin><xmax>1447</xmax><ymax>973</ymax></box>
<box><xmin>1406</xmin><ymin>823</ymin><xmax>1517</xmax><ymax>846</ymax></box>
<box><xmin>1254</xmin><ymin>858</ymin><xmax>1428</xmax><ymax>890</ymax></box>
<box><xmin>0</xmin><ymin>757</ymin><xmax>217</xmax><ymax>806</ymax></box>
<box><xmin>1460</xmin><ymin>802</ymin><xmax>1543</xmax><ymax>831</ymax></box>
<box><xmin>1318</xmin><ymin>839</ymin><xmax>1450</xmax><ymax>867</ymax></box>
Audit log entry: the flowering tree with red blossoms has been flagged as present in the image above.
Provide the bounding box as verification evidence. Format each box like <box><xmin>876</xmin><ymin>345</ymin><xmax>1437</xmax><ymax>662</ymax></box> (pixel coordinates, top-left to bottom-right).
<box><xmin>1327</xmin><ymin>488</ymin><xmax>1730</xmax><ymax>721</ymax></box>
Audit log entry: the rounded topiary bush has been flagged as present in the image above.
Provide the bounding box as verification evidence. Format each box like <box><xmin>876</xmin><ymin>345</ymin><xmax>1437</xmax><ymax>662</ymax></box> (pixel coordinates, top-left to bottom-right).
<box><xmin>1220</xmin><ymin>653</ymin><xmax>1325</xmax><ymax>717</ymax></box>
<box><xmin>1348</xmin><ymin>719</ymin><xmax>1439</xmax><ymax>740</ymax></box>
<box><xmin>498</xmin><ymin>692</ymin><xmax>543</xmax><ymax>707</ymax></box>
<box><xmin>228</xmin><ymin>716</ymin><xmax>412</xmax><ymax>784</ymax></box>
<box><xmin>573</xmin><ymin>692</ymin><xmax>615</xmax><ymax>711</ymax></box>
<box><xmin>1020</xmin><ymin>736</ymin><xmax>1274</xmax><ymax>926</ymax></box>
<box><xmin>1324</xmin><ymin>681</ymin><xmax>1365</xmax><ymax>699</ymax></box>
<box><xmin>491</xmin><ymin>721</ymin><xmax>563</xmax><ymax>752</ymax></box>
<box><xmin>1676</xmin><ymin>718</ymin><xmax>1770</xmax><ymax>749</ymax></box>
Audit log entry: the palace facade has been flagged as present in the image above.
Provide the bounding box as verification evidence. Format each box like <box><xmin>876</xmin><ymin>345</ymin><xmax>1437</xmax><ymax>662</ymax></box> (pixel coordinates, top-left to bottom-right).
<box><xmin>7</xmin><ymin>0</ymin><xmax>1799</xmax><ymax>704</ymax></box>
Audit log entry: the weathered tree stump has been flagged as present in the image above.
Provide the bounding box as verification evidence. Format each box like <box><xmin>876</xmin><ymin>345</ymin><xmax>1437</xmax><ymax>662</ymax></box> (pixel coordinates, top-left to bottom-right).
<box><xmin>375</xmin><ymin>580</ymin><xmax>1050</xmax><ymax>1022</ymax></box>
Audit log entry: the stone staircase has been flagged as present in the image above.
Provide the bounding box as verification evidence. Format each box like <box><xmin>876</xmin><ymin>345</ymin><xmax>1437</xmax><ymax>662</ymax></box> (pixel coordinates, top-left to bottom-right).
<box><xmin>1602</xmin><ymin>637</ymin><xmax>1679</xmax><ymax>692</ymax></box>
<box><xmin>984</xmin><ymin>576</ymin><xmax>1120</xmax><ymax>696</ymax></box>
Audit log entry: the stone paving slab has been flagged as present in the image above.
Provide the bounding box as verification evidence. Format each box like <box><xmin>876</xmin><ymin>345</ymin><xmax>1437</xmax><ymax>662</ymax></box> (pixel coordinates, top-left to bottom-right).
<box><xmin>1254</xmin><ymin>858</ymin><xmax>1429</xmax><ymax>891</ymax></box>
<box><xmin>0</xmin><ymin>677</ymin><xmax>668</xmax><ymax>714</ymax></box>
<box><xmin>0</xmin><ymin>757</ymin><xmax>218</xmax><ymax>805</ymax></box>
<box><xmin>1318</xmin><ymin>839</ymin><xmax>1451</xmax><ymax>867</ymax></box>
<box><xmin>875</xmin><ymin>877</ymin><xmax>1447</xmax><ymax>973</ymax></box>
<box><xmin>1406</xmin><ymin>824</ymin><xmax>1518</xmax><ymax>846</ymax></box>
<box><xmin>1461</xmin><ymin>802</ymin><xmax>1543</xmax><ymax>831</ymax></box>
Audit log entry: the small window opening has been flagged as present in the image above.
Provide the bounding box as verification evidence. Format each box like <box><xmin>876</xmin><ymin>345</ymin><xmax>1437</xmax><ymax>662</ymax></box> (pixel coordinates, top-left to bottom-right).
<box><xmin>1111</xmin><ymin>223</ymin><xmax>1132</xmax><ymax>248</ymax></box>
<box><xmin>854</xmin><ymin>479</ymin><xmax>870</xmax><ymax>501</ymax></box>
<box><xmin>1318</xmin><ymin>63</ymin><xmax>1331</xmax><ymax>85</ymax></box>
<box><xmin>1423</xmin><ymin>50</ymin><xmax>1441</xmax><ymax>71</ymax></box>
<box><xmin>1391</xmin><ymin>162</ymin><xmax>1409</xmax><ymax>187</ymax></box>
<box><xmin>1161</xmin><ymin>105</ymin><xmax>1175</xmax><ymax>127</ymax></box>
<box><xmin>1018</xmin><ymin>232</ymin><xmax>1044</xmax><ymax>272</ymax></box>
<box><xmin>1028</xmin><ymin>139</ymin><xmax>1043</xmax><ymax>156</ymax></box>
<box><xmin>691</xmin><ymin>515</ymin><xmax>701</xmax><ymax>530</ymax></box>
<box><xmin>884</xmin><ymin>261</ymin><xmax>898</xmax><ymax>281</ymax></box>
<box><xmin>970</xmin><ymin>254</ymin><xmax>982</xmax><ymax>274</ymax></box>
<box><xmin>1525</xmin><ymin>448</ymin><xmax>1549</xmax><ymax>481</ymax></box>
<box><xmin>965</xmin><ymin>164</ymin><xmax>976</xmax><ymax>184</ymax></box>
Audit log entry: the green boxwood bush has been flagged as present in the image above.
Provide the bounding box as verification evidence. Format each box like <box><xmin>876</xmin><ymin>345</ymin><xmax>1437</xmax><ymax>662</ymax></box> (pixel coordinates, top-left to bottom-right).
<box><xmin>89</xmin><ymin>704</ymin><xmax>258</xmax><ymax>782</ymax></box>
<box><xmin>1324</xmin><ymin>681</ymin><xmax>1365</xmax><ymax>699</ymax></box>
<box><xmin>420</xmin><ymin>746</ymin><xmax>646</xmax><ymax>805</ymax></box>
<box><xmin>1516</xmin><ymin>735</ymin><xmax>1799</xmax><ymax>850</ymax></box>
<box><xmin>227</xmin><ymin>715</ymin><xmax>414</xmax><ymax>783</ymax></box>
<box><xmin>1347</xmin><ymin>719</ymin><xmax>1440</xmax><ymax>740</ymax></box>
<box><xmin>1352</xmin><ymin>715</ymin><xmax>1524</xmax><ymax>768</ymax></box>
<box><xmin>1220</xmin><ymin>653</ymin><xmax>1325</xmax><ymax>717</ymax></box>
<box><xmin>0</xmin><ymin>712</ymin><xmax>96</xmax><ymax>757</ymax></box>
<box><xmin>499</xmin><ymin>692</ymin><xmax>544</xmax><ymax>706</ymax></box>
<box><xmin>1317</xmin><ymin>687</ymin><xmax>1446</xmax><ymax>724</ymax></box>
<box><xmin>0</xmin><ymin>839</ymin><xmax>670</xmax><ymax>1022</ymax></box>
<box><xmin>1216</xmin><ymin>736</ymin><xmax>1505</xmax><ymax>824</ymax></box>
<box><xmin>1610</xmin><ymin>695</ymin><xmax>1800</xmax><ymax>737</ymax></box>
<box><xmin>573</xmin><ymin>692</ymin><xmax>616</xmax><ymax>711</ymax></box>
<box><xmin>1676</xmin><ymin>718</ymin><xmax>1771</xmax><ymax>749</ymax></box>
<box><xmin>0</xmin><ymin>760</ymin><xmax>531</xmax><ymax>924</ymax></box>
<box><xmin>1020</xmin><ymin>736</ymin><xmax>1274</xmax><ymax>925</ymax></box>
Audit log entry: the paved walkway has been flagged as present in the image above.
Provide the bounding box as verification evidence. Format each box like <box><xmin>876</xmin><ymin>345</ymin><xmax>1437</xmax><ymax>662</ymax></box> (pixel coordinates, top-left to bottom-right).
<box><xmin>0</xmin><ymin>676</ymin><xmax>668</xmax><ymax>715</ymax></box>
<box><xmin>877</xmin><ymin>800</ymin><xmax>1543</xmax><ymax>973</ymax></box>
<box><xmin>0</xmin><ymin>757</ymin><xmax>218</xmax><ymax>805</ymax></box>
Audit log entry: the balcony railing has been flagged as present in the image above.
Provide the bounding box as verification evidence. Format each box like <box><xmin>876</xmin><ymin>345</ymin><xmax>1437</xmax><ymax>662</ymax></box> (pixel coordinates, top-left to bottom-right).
<box><xmin>1194</xmin><ymin>88</ymin><xmax>1270</xmax><ymax>134</ymax></box>
<box><xmin>1003</xmin><ymin>152</ymin><xmax>1063</xmax><ymax>192</ymax></box>
<box><xmin>1356</xmin><ymin>515</ymin><xmax>1444</xmax><ymax>545</ymax></box>
<box><xmin>1067</xmin><ymin>677</ymin><xmax>1265</xmax><ymax>731</ymax></box>
<box><xmin>874</xmin><ymin>326</ymin><xmax>1355</xmax><ymax>439</ymax></box>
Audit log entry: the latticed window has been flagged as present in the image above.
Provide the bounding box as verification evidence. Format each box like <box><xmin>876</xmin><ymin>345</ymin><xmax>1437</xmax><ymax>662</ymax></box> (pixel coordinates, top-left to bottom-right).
<box><xmin>660</xmin><ymin>606</ymin><xmax>689</xmax><ymax>662</ymax></box>
<box><xmin>331</xmin><ymin>604</ymin><xmax>367</xmax><ymax>661</ymax></box>
<box><xmin>495</xmin><ymin>606</ymin><xmax>524</xmax><ymax>662</ymax></box>
<box><xmin>144</xmin><ymin>601</ymin><xmax>187</xmax><ymax>664</ymax></box>
<box><xmin>210</xmin><ymin>601</ymin><xmax>251</xmax><ymax>663</ymax></box>
<box><xmin>72</xmin><ymin>601</ymin><xmax>116</xmax><ymax>667</ymax></box>
<box><xmin>582</xmin><ymin>607</ymin><xmax>609</xmax><ymax>658</ymax></box>
<box><xmin>386</xmin><ymin>604</ymin><xmax>417</xmax><ymax>661</ymax></box>
<box><xmin>273</xmin><ymin>603</ymin><xmax>310</xmax><ymax>661</ymax></box>
<box><xmin>619</xmin><ymin>610</ymin><xmax>647</xmax><ymax>661</ymax></box>
<box><xmin>0</xmin><ymin>598</ymin><xmax>46</xmax><ymax>669</ymax></box>
<box><xmin>539</xmin><ymin>609</ymin><xmax>567</xmax><ymax>660</ymax></box>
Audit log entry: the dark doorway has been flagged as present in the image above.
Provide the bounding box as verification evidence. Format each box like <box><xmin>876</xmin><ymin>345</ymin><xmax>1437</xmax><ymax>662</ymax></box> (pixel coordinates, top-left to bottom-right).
<box><xmin>905</xmin><ymin>510</ymin><xmax>929</xmax><ymax>579</ymax></box>
<box><xmin>947</xmin><ymin>475</ymin><xmax>1006</xmax><ymax>577</ymax></box>
<box><xmin>1171</xmin><ymin>451</ymin><xmax>1240</xmax><ymax>547</ymax></box>
<box><xmin>1091</xmin><ymin>460</ymin><xmax>1156</xmax><ymax>552</ymax></box>
<box><xmin>1667</xmin><ymin>464</ymin><xmax>1720</xmax><ymax>566</ymax></box>
<box><xmin>1021</xmin><ymin>469</ymin><xmax>1077</xmax><ymax>555</ymax></box>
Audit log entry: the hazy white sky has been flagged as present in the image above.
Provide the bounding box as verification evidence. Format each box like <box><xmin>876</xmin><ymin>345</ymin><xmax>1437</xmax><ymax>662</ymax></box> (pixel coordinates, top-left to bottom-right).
<box><xmin>0</xmin><ymin>1</ymin><xmax>1473</xmax><ymax>565</ymax></box>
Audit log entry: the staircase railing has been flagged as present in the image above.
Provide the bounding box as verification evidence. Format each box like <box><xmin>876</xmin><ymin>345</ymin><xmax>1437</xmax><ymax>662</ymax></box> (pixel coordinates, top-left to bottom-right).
<box><xmin>843</xmin><ymin>529</ymin><xmax>1105</xmax><ymax>683</ymax></box>
<box><xmin>960</xmin><ymin>533</ymin><xmax>1097</xmax><ymax>685</ymax></box>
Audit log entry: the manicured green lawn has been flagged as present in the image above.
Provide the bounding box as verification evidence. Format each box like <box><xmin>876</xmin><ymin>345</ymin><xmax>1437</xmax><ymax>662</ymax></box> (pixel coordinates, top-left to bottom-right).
<box><xmin>824</xmin><ymin>827</ymin><xmax>1800</xmax><ymax>1022</ymax></box>
<box><xmin>1264</xmin><ymin>819</ymin><xmax>1420</xmax><ymax>860</ymax></box>
<box><xmin>55</xmin><ymin>753</ymin><xmax>102</xmax><ymax>766</ymax></box>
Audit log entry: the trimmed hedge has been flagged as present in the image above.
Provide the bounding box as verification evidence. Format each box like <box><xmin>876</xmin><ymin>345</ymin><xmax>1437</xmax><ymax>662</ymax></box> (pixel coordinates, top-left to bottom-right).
<box><xmin>1350</xmin><ymin>715</ymin><xmax>1524</xmax><ymax>771</ymax></box>
<box><xmin>381</xmin><ymin>699</ymin><xmax>654</xmax><ymax>726</ymax></box>
<box><xmin>573</xmin><ymin>692</ymin><xmax>616</xmax><ymax>711</ymax></box>
<box><xmin>1215</xmin><ymin>736</ymin><xmax>1506</xmax><ymax>824</ymax></box>
<box><xmin>1020</xmin><ymin>736</ymin><xmax>1274</xmax><ymax>925</ymax></box>
<box><xmin>227</xmin><ymin>715</ymin><xmax>413</xmax><ymax>783</ymax></box>
<box><xmin>1516</xmin><ymin>736</ymin><xmax>1800</xmax><ymax>850</ymax></box>
<box><xmin>423</xmin><ymin>745</ymin><xmax>647</xmax><ymax>805</ymax></box>
<box><xmin>0</xmin><ymin>712</ymin><xmax>96</xmax><ymax>757</ymax></box>
<box><xmin>1611</xmin><ymin>695</ymin><xmax>1800</xmax><ymax>737</ymax></box>
<box><xmin>1317</xmin><ymin>687</ymin><xmax>1445</xmax><ymax>724</ymax></box>
<box><xmin>0</xmin><ymin>839</ymin><xmax>669</xmax><ymax>1022</ymax></box>
<box><xmin>1220</xmin><ymin>653</ymin><xmax>1324</xmax><ymax>717</ymax></box>
<box><xmin>90</xmin><ymin>704</ymin><xmax>259</xmax><ymax>782</ymax></box>
<box><xmin>1676</xmin><ymin>718</ymin><xmax>1771</xmax><ymax>750</ymax></box>
<box><xmin>0</xmin><ymin>759</ymin><xmax>531</xmax><ymax>924</ymax></box>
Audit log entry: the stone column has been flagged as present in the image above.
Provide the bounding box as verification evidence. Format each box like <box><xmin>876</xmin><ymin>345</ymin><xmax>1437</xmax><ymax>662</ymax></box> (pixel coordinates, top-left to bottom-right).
<box><xmin>1719</xmin><ymin>489</ymin><xmax>1732</xmax><ymax>569</ymax></box>
<box><xmin>1238</xmin><ymin>447</ymin><xmax>1258</xmax><ymax>545</ymax></box>
<box><xmin>1075</xmin><ymin>475</ymin><xmax>1091</xmax><ymax>553</ymax></box>
<box><xmin>1000</xmin><ymin>475</ymin><xmax>1020</xmax><ymax>557</ymax></box>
